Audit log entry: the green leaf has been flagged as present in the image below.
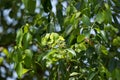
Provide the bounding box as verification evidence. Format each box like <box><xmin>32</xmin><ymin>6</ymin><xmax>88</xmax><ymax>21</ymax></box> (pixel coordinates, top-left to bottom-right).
<box><xmin>22</xmin><ymin>0</ymin><xmax>36</xmax><ymax>13</ymax></box>
<box><xmin>81</xmin><ymin>14</ymin><xmax>90</xmax><ymax>26</ymax></box>
<box><xmin>0</xmin><ymin>57</ymin><xmax>3</xmax><ymax>65</ymax></box>
<box><xmin>24</xmin><ymin>49</ymin><xmax>33</xmax><ymax>59</ymax></box>
<box><xmin>24</xmin><ymin>49</ymin><xmax>33</xmax><ymax>68</ymax></box>
<box><xmin>66</xmin><ymin>48</ymin><xmax>76</xmax><ymax>56</ymax></box>
<box><xmin>77</xmin><ymin>35</ymin><xmax>85</xmax><ymax>43</ymax></box>
<box><xmin>70</xmin><ymin>72</ymin><xmax>80</xmax><ymax>77</ymax></box>
<box><xmin>88</xmin><ymin>72</ymin><xmax>98</xmax><ymax>80</ymax></box>
<box><xmin>23</xmin><ymin>32</ymin><xmax>32</xmax><ymax>49</ymax></box>
<box><xmin>56</xmin><ymin>2</ymin><xmax>64</xmax><ymax>26</ymax></box>
<box><xmin>24</xmin><ymin>24</ymin><xmax>29</xmax><ymax>33</ymax></box>
<box><xmin>22</xmin><ymin>68</ymin><xmax>29</xmax><ymax>75</ymax></box>
<box><xmin>108</xmin><ymin>58</ymin><xmax>116</xmax><ymax>72</ymax></box>
<box><xmin>100</xmin><ymin>30</ymin><xmax>108</xmax><ymax>43</ymax></box>
<box><xmin>16</xmin><ymin>29</ymin><xmax>23</xmax><ymax>47</ymax></box>
<box><xmin>41</xmin><ymin>0</ymin><xmax>52</xmax><ymax>13</ymax></box>
<box><xmin>95</xmin><ymin>12</ymin><xmax>104</xmax><ymax>24</ymax></box>
<box><xmin>103</xmin><ymin>10</ymin><xmax>112</xmax><ymax>23</ymax></box>
<box><xmin>100</xmin><ymin>45</ymin><xmax>108</xmax><ymax>55</ymax></box>
<box><xmin>16</xmin><ymin>62</ymin><xmax>23</xmax><ymax>78</ymax></box>
<box><xmin>75</xmin><ymin>12</ymin><xmax>81</xmax><ymax>18</ymax></box>
<box><xmin>112</xmin><ymin>37</ymin><xmax>120</xmax><ymax>46</ymax></box>
<box><xmin>2</xmin><ymin>48</ymin><xmax>9</xmax><ymax>57</ymax></box>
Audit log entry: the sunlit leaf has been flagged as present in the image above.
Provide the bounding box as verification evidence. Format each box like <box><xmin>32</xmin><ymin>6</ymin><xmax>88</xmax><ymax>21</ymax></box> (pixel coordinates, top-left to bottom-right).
<box><xmin>22</xmin><ymin>68</ymin><xmax>29</xmax><ymax>75</ymax></box>
<box><xmin>101</xmin><ymin>45</ymin><xmax>108</xmax><ymax>55</ymax></box>
<box><xmin>70</xmin><ymin>72</ymin><xmax>80</xmax><ymax>77</ymax></box>
<box><xmin>2</xmin><ymin>48</ymin><xmax>9</xmax><ymax>56</ymax></box>
<box><xmin>66</xmin><ymin>48</ymin><xmax>76</xmax><ymax>56</ymax></box>
<box><xmin>77</xmin><ymin>35</ymin><xmax>85</xmax><ymax>43</ymax></box>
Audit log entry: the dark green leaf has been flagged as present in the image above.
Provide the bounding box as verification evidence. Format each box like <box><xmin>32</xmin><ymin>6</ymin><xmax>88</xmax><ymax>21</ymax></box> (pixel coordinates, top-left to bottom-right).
<box><xmin>41</xmin><ymin>0</ymin><xmax>52</xmax><ymax>13</ymax></box>
<box><xmin>22</xmin><ymin>0</ymin><xmax>36</xmax><ymax>13</ymax></box>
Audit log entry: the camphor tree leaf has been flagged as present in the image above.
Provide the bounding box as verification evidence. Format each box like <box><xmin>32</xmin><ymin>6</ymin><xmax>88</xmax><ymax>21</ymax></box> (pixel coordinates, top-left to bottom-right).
<box><xmin>16</xmin><ymin>62</ymin><xmax>23</xmax><ymax>78</ymax></box>
<box><xmin>66</xmin><ymin>48</ymin><xmax>76</xmax><ymax>56</ymax></box>
<box><xmin>81</xmin><ymin>14</ymin><xmax>90</xmax><ymax>26</ymax></box>
<box><xmin>2</xmin><ymin>48</ymin><xmax>9</xmax><ymax>57</ymax></box>
<box><xmin>112</xmin><ymin>37</ymin><xmax>120</xmax><ymax>46</ymax></box>
<box><xmin>24</xmin><ymin>49</ymin><xmax>33</xmax><ymax>68</ymax></box>
<box><xmin>0</xmin><ymin>57</ymin><xmax>3</xmax><ymax>65</ymax></box>
<box><xmin>95</xmin><ymin>11</ymin><xmax>104</xmax><ymax>24</ymax></box>
<box><xmin>88</xmin><ymin>72</ymin><xmax>98</xmax><ymax>80</ymax></box>
<box><xmin>16</xmin><ymin>29</ymin><xmax>23</xmax><ymax>47</ymax></box>
<box><xmin>22</xmin><ymin>0</ymin><xmax>36</xmax><ymax>13</ymax></box>
<box><xmin>77</xmin><ymin>35</ymin><xmax>85</xmax><ymax>43</ymax></box>
<box><xmin>56</xmin><ymin>2</ymin><xmax>64</xmax><ymax>27</ymax></box>
<box><xmin>70</xmin><ymin>72</ymin><xmax>80</xmax><ymax>77</ymax></box>
<box><xmin>41</xmin><ymin>0</ymin><xmax>52</xmax><ymax>13</ymax></box>
<box><xmin>100</xmin><ymin>45</ymin><xmax>108</xmax><ymax>55</ymax></box>
<box><xmin>23</xmin><ymin>32</ymin><xmax>32</xmax><ymax>49</ymax></box>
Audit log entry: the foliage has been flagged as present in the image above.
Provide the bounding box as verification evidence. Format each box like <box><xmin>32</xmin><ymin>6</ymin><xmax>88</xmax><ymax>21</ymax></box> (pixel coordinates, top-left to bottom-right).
<box><xmin>0</xmin><ymin>0</ymin><xmax>120</xmax><ymax>80</ymax></box>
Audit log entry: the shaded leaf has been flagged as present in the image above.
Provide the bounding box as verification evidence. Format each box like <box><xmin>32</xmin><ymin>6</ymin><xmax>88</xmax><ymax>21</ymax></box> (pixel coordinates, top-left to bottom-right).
<box><xmin>41</xmin><ymin>0</ymin><xmax>52</xmax><ymax>13</ymax></box>
<box><xmin>22</xmin><ymin>0</ymin><xmax>36</xmax><ymax>13</ymax></box>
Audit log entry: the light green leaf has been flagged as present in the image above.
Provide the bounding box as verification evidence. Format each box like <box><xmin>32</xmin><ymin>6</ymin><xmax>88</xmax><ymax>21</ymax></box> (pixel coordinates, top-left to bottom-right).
<box><xmin>66</xmin><ymin>48</ymin><xmax>76</xmax><ymax>56</ymax></box>
<box><xmin>70</xmin><ymin>72</ymin><xmax>80</xmax><ymax>77</ymax></box>
<box><xmin>22</xmin><ymin>68</ymin><xmax>29</xmax><ymax>75</ymax></box>
<box><xmin>101</xmin><ymin>45</ymin><xmax>108</xmax><ymax>55</ymax></box>
<box><xmin>24</xmin><ymin>49</ymin><xmax>33</xmax><ymax>59</ymax></box>
<box><xmin>0</xmin><ymin>57</ymin><xmax>3</xmax><ymax>65</ymax></box>
<box><xmin>77</xmin><ymin>35</ymin><xmax>85</xmax><ymax>43</ymax></box>
<box><xmin>75</xmin><ymin>12</ymin><xmax>81</xmax><ymax>18</ymax></box>
<box><xmin>112</xmin><ymin>37</ymin><xmax>120</xmax><ymax>46</ymax></box>
<box><xmin>95</xmin><ymin>12</ymin><xmax>104</xmax><ymax>24</ymax></box>
<box><xmin>2</xmin><ymin>48</ymin><xmax>9</xmax><ymax>56</ymax></box>
<box><xmin>16</xmin><ymin>62</ymin><xmax>23</xmax><ymax>78</ymax></box>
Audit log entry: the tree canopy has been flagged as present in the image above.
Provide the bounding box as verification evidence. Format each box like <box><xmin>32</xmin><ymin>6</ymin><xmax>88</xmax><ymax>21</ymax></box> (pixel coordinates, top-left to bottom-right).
<box><xmin>0</xmin><ymin>0</ymin><xmax>120</xmax><ymax>80</ymax></box>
